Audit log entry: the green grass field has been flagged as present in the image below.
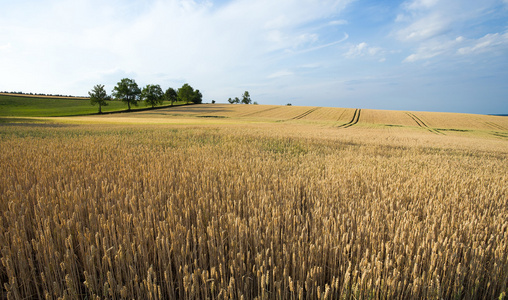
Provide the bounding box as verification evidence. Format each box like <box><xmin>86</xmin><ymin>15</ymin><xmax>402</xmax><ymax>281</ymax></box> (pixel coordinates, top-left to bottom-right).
<box><xmin>0</xmin><ymin>93</ymin><xmax>187</xmax><ymax>117</ymax></box>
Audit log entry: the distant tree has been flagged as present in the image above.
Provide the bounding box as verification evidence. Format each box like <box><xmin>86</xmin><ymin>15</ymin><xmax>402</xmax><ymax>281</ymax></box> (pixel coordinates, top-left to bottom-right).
<box><xmin>253</xmin><ymin>101</ymin><xmax>258</xmax><ymax>105</ymax></box>
<box><xmin>286</xmin><ymin>103</ymin><xmax>292</xmax><ymax>106</ymax></box>
<box><xmin>88</xmin><ymin>84</ymin><xmax>110</xmax><ymax>114</ymax></box>
<box><xmin>228</xmin><ymin>97</ymin><xmax>234</xmax><ymax>104</ymax></box>
<box><xmin>141</xmin><ymin>84</ymin><xmax>164</xmax><ymax>108</ymax></box>
<box><xmin>241</xmin><ymin>91</ymin><xmax>251</xmax><ymax>104</ymax></box>
<box><xmin>164</xmin><ymin>87</ymin><xmax>178</xmax><ymax>106</ymax></box>
<box><xmin>178</xmin><ymin>83</ymin><xmax>195</xmax><ymax>104</ymax></box>
<box><xmin>112</xmin><ymin>78</ymin><xmax>141</xmax><ymax>111</ymax></box>
<box><xmin>234</xmin><ymin>97</ymin><xmax>240</xmax><ymax>104</ymax></box>
<box><xmin>193</xmin><ymin>89</ymin><xmax>203</xmax><ymax>104</ymax></box>
<box><xmin>211</xmin><ymin>100</ymin><xmax>216</xmax><ymax>104</ymax></box>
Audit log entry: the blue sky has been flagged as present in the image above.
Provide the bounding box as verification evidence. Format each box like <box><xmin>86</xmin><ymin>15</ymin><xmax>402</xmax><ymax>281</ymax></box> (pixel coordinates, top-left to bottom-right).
<box><xmin>1</xmin><ymin>0</ymin><xmax>507</xmax><ymax>114</ymax></box>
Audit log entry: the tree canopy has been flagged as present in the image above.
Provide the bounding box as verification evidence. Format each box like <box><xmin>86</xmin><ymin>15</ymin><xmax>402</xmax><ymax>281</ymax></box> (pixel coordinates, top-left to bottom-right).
<box><xmin>88</xmin><ymin>84</ymin><xmax>110</xmax><ymax>114</ymax></box>
<box><xmin>193</xmin><ymin>89</ymin><xmax>203</xmax><ymax>104</ymax></box>
<box><xmin>177</xmin><ymin>83</ymin><xmax>202</xmax><ymax>104</ymax></box>
<box><xmin>177</xmin><ymin>84</ymin><xmax>194</xmax><ymax>104</ymax></box>
<box><xmin>112</xmin><ymin>78</ymin><xmax>141</xmax><ymax>111</ymax></box>
<box><xmin>228</xmin><ymin>91</ymin><xmax>252</xmax><ymax>104</ymax></box>
<box><xmin>141</xmin><ymin>84</ymin><xmax>164</xmax><ymax>108</ymax></box>
<box><xmin>164</xmin><ymin>87</ymin><xmax>178</xmax><ymax>106</ymax></box>
<box><xmin>241</xmin><ymin>91</ymin><xmax>251</xmax><ymax>104</ymax></box>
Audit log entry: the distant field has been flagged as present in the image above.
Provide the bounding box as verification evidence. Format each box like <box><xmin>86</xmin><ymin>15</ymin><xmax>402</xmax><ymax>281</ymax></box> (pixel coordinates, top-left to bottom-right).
<box><xmin>0</xmin><ymin>93</ymin><xmax>186</xmax><ymax>117</ymax></box>
<box><xmin>50</xmin><ymin>103</ymin><xmax>508</xmax><ymax>140</ymax></box>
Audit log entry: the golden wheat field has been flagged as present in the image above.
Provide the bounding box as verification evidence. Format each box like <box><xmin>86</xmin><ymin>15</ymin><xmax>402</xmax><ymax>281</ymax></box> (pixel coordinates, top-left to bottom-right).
<box><xmin>1</xmin><ymin>104</ymin><xmax>507</xmax><ymax>299</ymax></box>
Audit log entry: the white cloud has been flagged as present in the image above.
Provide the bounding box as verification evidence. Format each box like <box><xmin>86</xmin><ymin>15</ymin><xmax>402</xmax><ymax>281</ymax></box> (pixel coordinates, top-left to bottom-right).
<box><xmin>404</xmin><ymin>31</ymin><xmax>508</xmax><ymax>62</ymax></box>
<box><xmin>0</xmin><ymin>0</ymin><xmax>353</xmax><ymax>96</ymax></box>
<box><xmin>396</xmin><ymin>13</ymin><xmax>449</xmax><ymax>41</ymax></box>
<box><xmin>457</xmin><ymin>32</ymin><xmax>508</xmax><ymax>55</ymax></box>
<box><xmin>291</xmin><ymin>33</ymin><xmax>349</xmax><ymax>55</ymax></box>
<box><xmin>345</xmin><ymin>42</ymin><xmax>367</xmax><ymax>57</ymax></box>
<box><xmin>403</xmin><ymin>36</ymin><xmax>465</xmax><ymax>62</ymax></box>
<box><xmin>329</xmin><ymin>19</ymin><xmax>348</xmax><ymax>26</ymax></box>
<box><xmin>403</xmin><ymin>0</ymin><xmax>439</xmax><ymax>10</ymax></box>
<box><xmin>396</xmin><ymin>0</ymin><xmax>448</xmax><ymax>42</ymax></box>
<box><xmin>0</xmin><ymin>43</ymin><xmax>11</xmax><ymax>50</ymax></box>
<box><xmin>345</xmin><ymin>42</ymin><xmax>383</xmax><ymax>59</ymax></box>
<box><xmin>395</xmin><ymin>0</ymin><xmax>508</xmax><ymax>63</ymax></box>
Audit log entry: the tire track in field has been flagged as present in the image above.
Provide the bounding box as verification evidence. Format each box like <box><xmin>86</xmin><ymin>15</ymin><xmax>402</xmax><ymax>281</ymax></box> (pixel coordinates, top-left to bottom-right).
<box><xmin>336</xmin><ymin>109</ymin><xmax>347</xmax><ymax>122</ymax></box>
<box><xmin>337</xmin><ymin>109</ymin><xmax>361</xmax><ymax>128</ymax></box>
<box><xmin>406</xmin><ymin>112</ymin><xmax>444</xmax><ymax>135</ymax></box>
<box><xmin>485</xmin><ymin>122</ymin><xmax>507</xmax><ymax>131</ymax></box>
<box><xmin>484</xmin><ymin>122</ymin><xmax>508</xmax><ymax>139</ymax></box>
<box><xmin>291</xmin><ymin>107</ymin><xmax>320</xmax><ymax>120</ymax></box>
<box><xmin>240</xmin><ymin>106</ymin><xmax>280</xmax><ymax>117</ymax></box>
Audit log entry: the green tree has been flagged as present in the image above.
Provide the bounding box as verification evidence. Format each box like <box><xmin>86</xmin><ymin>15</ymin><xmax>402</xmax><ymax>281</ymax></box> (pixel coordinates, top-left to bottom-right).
<box><xmin>88</xmin><ymin>84</ymin><xmax>110</xmax><ymax>114</ymax></box>
<box><xmin>241</xmin><ymin>91</ymin><xmax>251</xmax><ymax>104</ymax></box>
<box><xmin>234</xmin><ymin>97</ymin><xmax>240</xmax><ymax>104</ymax></box>
<box><xmin>141</xmin><ymin>84</ymin><xmax>164</xmax><ymax>108</ymax></box>
<box><xmin>112</xmin><ymin>78</ymin><xmax>141</xmax><ymax>111</ymax></box>
<box><xmin>164</xmin><ymin>87</ymin><xmax>178</xmax><ymax>106</ymax></box>
<box><xmin>178</xmin><ymin>83</ymin><xmax>195</xmax><ymax>104</ymax></box>
<box><xmin>228</xmin><ymin>97</ymin><xmax>234</xmax><ymax>104</ymax></box>
<box><xmin>193</xmin><ymin>89</ymin><xmax>203</xmax><ymax>104</ymax></box>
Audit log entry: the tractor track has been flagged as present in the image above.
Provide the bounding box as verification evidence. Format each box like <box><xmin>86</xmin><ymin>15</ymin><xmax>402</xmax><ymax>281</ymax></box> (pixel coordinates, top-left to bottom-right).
<box><xmin>291</xmin><ymin>107</ymin><xmax>320</xmax><ymax>120</ymax></box>
<box><xmin>406</xmin><ymin>112</ymin><xmax>444</xmax><ymax>135</ymax></box>
<box><xmin>239</xmin><ymin>106</ymin><xmax>280</xmax><ymax>117</ymax></box>
<box><xmin>337</xmin><ymin>109</ymin><xmax>361</xmax><ymax>128</ymax></box>
<box><xmin>336</xmin><ymin>108</ymin><xmax>347</xmax><ymax>122</ymax></box>
<box><xmin>485</xmin><ymin>122</ymin><xmax>507</xmax><ymax>131</ymax></box>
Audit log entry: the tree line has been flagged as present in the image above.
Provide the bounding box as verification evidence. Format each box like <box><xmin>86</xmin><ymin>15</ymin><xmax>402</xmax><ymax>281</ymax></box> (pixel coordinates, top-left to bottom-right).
<box><xmin>89</xmin><ymin>78</ymin><xmax>203</xmax><ymax>113</ymax></box>
<box><xmin>227</xmin><ymin>91</ymin><xmax>256</xmax><ymax>104</ymax></box>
